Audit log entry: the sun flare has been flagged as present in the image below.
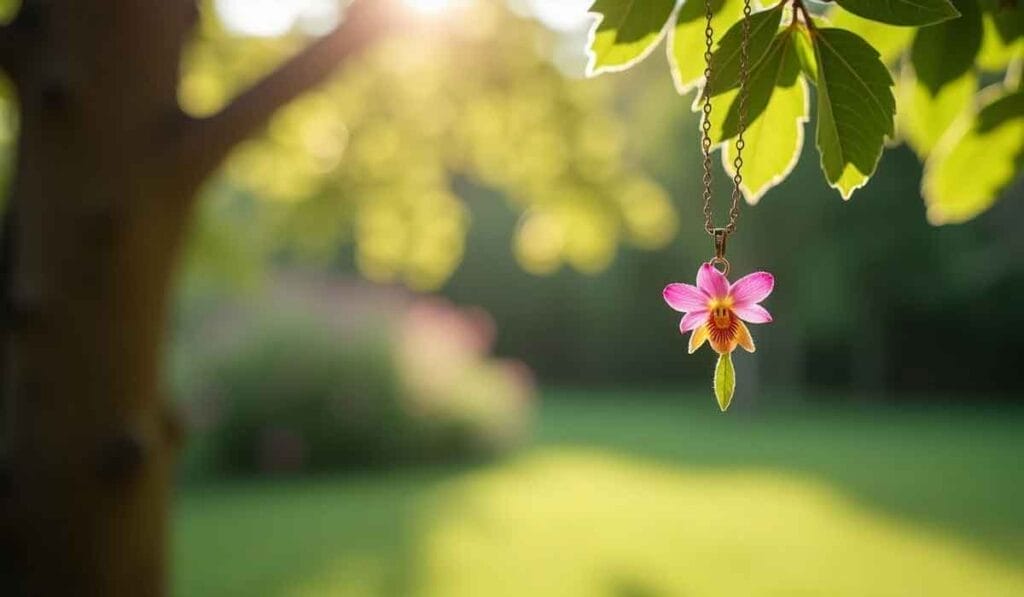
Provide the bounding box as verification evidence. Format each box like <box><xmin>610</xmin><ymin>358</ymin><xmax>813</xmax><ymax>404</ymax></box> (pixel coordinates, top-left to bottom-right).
<box><xmin>402</xmin><ymin>0</ymin><xmax>456</xmax><ymax>14</ymax></box>
<box><xmin>215</xmin><ymin>0</ymin><xmax>338</xmax><ymax>37</ymax></box>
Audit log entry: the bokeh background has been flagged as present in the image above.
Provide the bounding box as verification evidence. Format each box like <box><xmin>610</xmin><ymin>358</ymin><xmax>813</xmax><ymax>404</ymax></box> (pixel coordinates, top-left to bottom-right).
<box><xmin>49</xmin><ymin>0</ymin><xmax>1019</xmax><ymax>594</ymax></box>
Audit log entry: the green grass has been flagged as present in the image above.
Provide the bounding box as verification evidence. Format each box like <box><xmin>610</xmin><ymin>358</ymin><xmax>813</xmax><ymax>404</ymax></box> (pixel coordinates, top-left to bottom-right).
<box><xmin>174</xmin><ymin>471</ymin><xmax>429</xmax><ymax>596</ymax></box>
<box><xmin>174</xmin><ymin>390</ymin><xmax>1024</xmax><ymax>596</ymax></box>
<box><xmin>537</xmin><ymin>390</ymin><xmax>1024</xmax><ymax>563</ymax></box>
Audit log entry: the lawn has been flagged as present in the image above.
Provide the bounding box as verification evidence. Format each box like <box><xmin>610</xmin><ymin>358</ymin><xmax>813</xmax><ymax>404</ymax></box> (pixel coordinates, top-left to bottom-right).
<box><xmin>174</xmin><ymin>390</ymin><xmax>1024</xmax><ymax>596</ymax></box>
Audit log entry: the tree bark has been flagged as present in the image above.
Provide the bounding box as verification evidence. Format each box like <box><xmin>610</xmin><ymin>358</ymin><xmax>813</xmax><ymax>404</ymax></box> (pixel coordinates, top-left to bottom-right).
<box><xmin>4</xmin><ymin>2</ymin><xmax>196</xmax><ymax>593</ymax></box>
<box><xmin>1</xmin><ymin>1</ymin><xmax>392</xmax><ymax>594</ymax></box>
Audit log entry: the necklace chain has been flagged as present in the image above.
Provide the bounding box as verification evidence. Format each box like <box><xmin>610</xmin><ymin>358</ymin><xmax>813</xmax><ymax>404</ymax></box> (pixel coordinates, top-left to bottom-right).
<box><xmin>701</xmin><ymin>0</ymin><xmax>753</xmax><ymax>238</ymax></box>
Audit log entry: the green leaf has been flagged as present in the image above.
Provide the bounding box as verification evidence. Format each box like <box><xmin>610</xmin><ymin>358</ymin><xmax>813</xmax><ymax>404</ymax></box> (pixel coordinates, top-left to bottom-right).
<box><xmin>923</xmin><ymin>89</ymin><xmax>1024</xmax><ymax>224</ymax></box>
<box><xmin>826</xmin><ymin>8</ymin><xmax>915</xmax><ymax>64</ymax></box>
<box><xmin>980</xmin><ymin>0</ymin><xmax>1024</xmax><ymax>42</ymax></box>
<box><xmin>832</xmin><ymin>0</ymin><xmax>960</xmax><ymax>26</ymax></box>
<box><xmin>911</xmin><ymin>0</ymin><xmax>983</xmax><ymax>95</ymax></box>
<box><xmin>993</xmin><ymin>10</ymin><xmax>1023</xmax><ymax>44</ymax></box>
<box><xmin>714</xmin><ymin>352</ymin><xmax>736</xmax><ymax>412</ymax></box>
<box><xmin>898</xmin><ymin>69</ymin><xmax>976</xmax><ymax>157</ymax></box>
<box><xmin>587</xmin><ymin>0</ymin><xmax>678</xmax><ymax>75</ymax></box>
<box><xmin>813</xmin><ymin>28</ymin><xmax>896</xmax><ymax>198</ymax></box>
<box><xmin>707</xmin><ymin>3</ymin><xmax>787</xmax><ymax>96</ymax></box>
<box><xmin>721</xmin><ymin>32</ymin><xmax>810</xmax><ymax>203</ymax></box>
<box><xmin>978</xmin><ymin>15</ymin><xmax>1024</xmax><ymax>71</ymax></box>
<box><xmin>793</xmin><ymin>24</ymin><xmax>819</xmax><ymax>81</ymax></box>
<box><xmin>719</xmin><ymin>31</ymin><xmax>800</xmax><ymax>138</ymax></box>
<box><xmin>976</xmin><ymin>88</ymin><xmax>1024</xmax><ymax>129</ymax></box>
<box><xmin>670</xmin><ymin>0</ymin><xmax>745</xmax><ymax>93</ymax></box>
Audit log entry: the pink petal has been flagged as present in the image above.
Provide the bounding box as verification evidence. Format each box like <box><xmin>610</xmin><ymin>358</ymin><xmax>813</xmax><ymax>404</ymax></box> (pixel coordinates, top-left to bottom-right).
<box><xmin>729</xmin><ymin>272</ymin><xmax>774</xmax><ymax>307</ymax></box>
<box><xmin>679</xmin><ymin>310</ymin><xmax>708</xmax><ymax>333</ymax></box>
<box><xmin>696</xmin><ymin>263</ymin><xmax>730</xmax><ymax>299</ymax></box>
<box><xmin>733</xmin><ymin>303</ymin><xmax>772</xmax><ymax>324</ymax></box>
<box><xmin>663</xmin><ymin>283</ymin><xmax>709</xmax><ymax>312</ymax></box>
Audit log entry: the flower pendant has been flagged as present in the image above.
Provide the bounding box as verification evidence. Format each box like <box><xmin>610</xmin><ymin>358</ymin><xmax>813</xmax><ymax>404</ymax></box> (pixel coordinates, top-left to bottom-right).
<box><xmin>663</xmin><ymin>263</ymin><xmax>774</xmax><ymax>411</ymax></box>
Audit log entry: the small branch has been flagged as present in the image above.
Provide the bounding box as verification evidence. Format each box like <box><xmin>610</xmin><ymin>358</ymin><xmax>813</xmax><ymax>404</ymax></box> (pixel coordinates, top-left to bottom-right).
<box><xmin>179</xmin><ymin>0</ymin><xmax>401</xmax><ymax>184</ymax></box>
<box><xmin>791</xmin><ymin>0</ymin><xmax>817</xmax><ymax>33</ymax></box>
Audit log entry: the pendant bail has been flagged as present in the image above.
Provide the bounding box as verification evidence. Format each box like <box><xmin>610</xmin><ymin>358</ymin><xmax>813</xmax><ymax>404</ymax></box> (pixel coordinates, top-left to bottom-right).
<box><xmin>713</xmin><ymin>228</ymin><xmax>729</xmax><ymax>258</ymax></box>
<box><xmin>711</xmin><ymin>228</ymin><xmax>731</xmax><ymax>275</ymax></box>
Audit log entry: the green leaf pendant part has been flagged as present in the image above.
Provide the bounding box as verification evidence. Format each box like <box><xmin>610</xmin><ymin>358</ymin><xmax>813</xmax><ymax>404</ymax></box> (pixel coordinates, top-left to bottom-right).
<box><xmin>714</xmin><ymin>352</ymin><xmax>736</xmax><ymax>412</ymax></box>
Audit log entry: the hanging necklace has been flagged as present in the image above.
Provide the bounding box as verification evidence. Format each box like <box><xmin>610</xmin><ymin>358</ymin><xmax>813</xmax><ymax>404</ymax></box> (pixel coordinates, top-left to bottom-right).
<box><xmin>663</xmin><ymin>0</ymin><xmax>775</xmax><ymax>412</ymax></box>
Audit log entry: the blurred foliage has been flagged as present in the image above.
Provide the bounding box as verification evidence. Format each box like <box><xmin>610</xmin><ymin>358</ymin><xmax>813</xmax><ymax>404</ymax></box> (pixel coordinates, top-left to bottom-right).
<box><xmin>0</xmin><ymin>0</ymin><xmax>17</xmax><ymax>199</ymax></box>
<box><xmin>0</xmin><ymin>0</ymin><xmax>18</xmax><ymax>23</ymax></box>
<box><xmin>180</xmin><ymin>1</ymin><xmax>675</xmax><ymax>290</ymax></box>
<box><xmin>174</xmin><ymin>278</ymin><xmax>533</xmax><ymax>476</ymax></box>
<box><xmin>923</xmin><ymin>88</ymin><xmax>1024</xmax><ymax>223</ymax></box>
<box><xmin>437</xmin><ymin>61</ymin><xmax>1024</xmax><ymax>393</ymax></box>
<box><xmin>0</xmin><ymin>0</ymin><xmax>1020</xmax><ymax>395</ymax></box>
<box><xmin>587</xmin><ymin>0</ymin><xmax>1024</xmax><ymax>221</ymax></box>
<box><xmin>0</xmin><ymin>0</ymin><xmax>17</xmax><ymax>204</ymax></box>
<box><xmin>0</xmin><ymin>74</ymin><xmax>16</xmax><ymax>198</ymax></box>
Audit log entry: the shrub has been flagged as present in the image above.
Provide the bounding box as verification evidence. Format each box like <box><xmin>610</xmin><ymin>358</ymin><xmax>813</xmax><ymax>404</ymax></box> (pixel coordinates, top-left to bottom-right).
<box><xmin>176</xmin><ymin>277</ymin><xmax>534</xmax><ymax>476</ymax></box>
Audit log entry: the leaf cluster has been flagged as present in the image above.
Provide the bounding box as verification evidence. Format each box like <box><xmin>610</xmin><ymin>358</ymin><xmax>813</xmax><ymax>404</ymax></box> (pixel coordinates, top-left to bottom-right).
<box><xmin>587</xmin><ymin>0</ymin><xmax>1024</xmax><ymax>222</ymax></box>
<box><xmin>180</xmin><ymin>2</ymin><xmax>677</xmax><ymax>289</ymax></box>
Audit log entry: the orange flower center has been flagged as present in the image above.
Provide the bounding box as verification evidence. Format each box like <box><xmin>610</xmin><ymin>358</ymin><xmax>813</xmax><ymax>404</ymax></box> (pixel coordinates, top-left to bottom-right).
<box><xmin>711</xmin><ymin>306</ymin><xmax>732</xmax><ymax>330</ymax></box>
<box><xmin>706</xmin><ymin>299</ymin><xmax>737</xmax><ymax>353</ymax></box>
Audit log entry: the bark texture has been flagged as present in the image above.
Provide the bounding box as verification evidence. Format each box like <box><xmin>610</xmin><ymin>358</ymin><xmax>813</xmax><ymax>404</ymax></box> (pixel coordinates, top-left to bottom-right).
<box><xmin>0</xmin><ymin>1</ymin><xmax>391</xmax><ymax>594</ymax></box>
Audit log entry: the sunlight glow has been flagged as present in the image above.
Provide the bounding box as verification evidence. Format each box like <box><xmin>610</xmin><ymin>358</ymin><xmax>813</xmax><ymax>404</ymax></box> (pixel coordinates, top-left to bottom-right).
<box><xmin>403</xmin><ymin>0</ymin><xmax>453</xmax><ymax>13</ymax></box>
<box><xmin>522</xmin><ymin>0</ymin><xmax>592</xmax><ymax>31</ymax></box>
<box><xmin>215</xmin><ymin>0</ymin><xmax>339</xmax><ymax>37</ymax></box>
<box><xmin>402</xmin><ymin>0</ymin><xmax>474</xmax><ymax>14</ymax></box>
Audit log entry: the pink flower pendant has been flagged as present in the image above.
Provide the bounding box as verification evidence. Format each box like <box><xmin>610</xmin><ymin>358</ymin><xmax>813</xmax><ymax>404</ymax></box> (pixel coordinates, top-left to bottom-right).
<box><xmin>663</xmin><ymin>263</ymin><xmax>775</xmax><ymax>411</ymax></box>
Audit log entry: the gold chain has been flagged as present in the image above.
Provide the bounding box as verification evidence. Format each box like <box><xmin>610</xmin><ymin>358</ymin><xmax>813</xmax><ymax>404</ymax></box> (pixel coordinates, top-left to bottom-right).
<box><xmin>701</xmin><ymin>0</ymin><xmax>753</xmax><ymax>249</ymax></box>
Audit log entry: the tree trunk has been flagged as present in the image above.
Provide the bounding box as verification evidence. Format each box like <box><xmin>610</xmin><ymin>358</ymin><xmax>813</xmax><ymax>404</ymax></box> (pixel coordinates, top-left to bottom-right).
<box><xmin>4</xmin><ymin>2</ymin><xmax>195</xmax><ymax>594</ymax></box>
<box><xmin>0</xmin><ymin>1</ymin><xmax>389</xmax><ymax>593</ymax></box>
<box><xmin>6</xmin><ymin>161</ymin><xmax>190</xmax><ymax>597</ymax></box>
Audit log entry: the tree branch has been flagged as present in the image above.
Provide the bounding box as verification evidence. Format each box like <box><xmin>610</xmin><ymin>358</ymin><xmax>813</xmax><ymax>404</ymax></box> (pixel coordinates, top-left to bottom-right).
<box><xmin>180</xmin><ymin>0</ymin><xmax>400</xmax><ymax>183</ymax></box>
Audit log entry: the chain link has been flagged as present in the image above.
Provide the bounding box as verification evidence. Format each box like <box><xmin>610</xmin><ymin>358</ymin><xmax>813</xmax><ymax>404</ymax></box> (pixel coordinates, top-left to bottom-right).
<box><xmin>700</xmin><ymin>0</ymin><xmax>716</xmax><ymax>236</ymax></box>
<box><xmin>702</xmin><ymin>0</ymin><xmax>753</xmax><ymax>239</ymax></box>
